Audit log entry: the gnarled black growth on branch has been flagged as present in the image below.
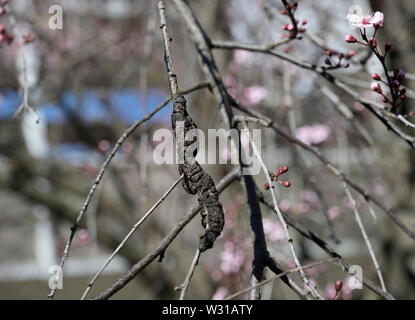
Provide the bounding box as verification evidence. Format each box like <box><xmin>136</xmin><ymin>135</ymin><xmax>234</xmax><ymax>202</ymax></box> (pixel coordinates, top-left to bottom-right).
<box><xmin>172</xmin><ymin>95</ymin><xmax>224</xmax><ymax>252</ymax></box>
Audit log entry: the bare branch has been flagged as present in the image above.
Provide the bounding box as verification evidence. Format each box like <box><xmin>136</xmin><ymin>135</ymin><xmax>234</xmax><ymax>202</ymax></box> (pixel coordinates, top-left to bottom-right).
<box><xmin>177</xmin><ymin>249</ymin><xmax>201</xmax><ymax>300</ymax></box>
<box><xmin>92</xmin><ymin>168</ymin><xmax>240</xmax><ymax>300</ymax></box>
<box><xmin>48</xmin><ymin>81</ymin><xmax>210</xmax><ymax>299</ymax></box>
<box><xmin>80</xmin><ymin>174</ymin><xmax>184</xmax><ymax>300</ymax></box>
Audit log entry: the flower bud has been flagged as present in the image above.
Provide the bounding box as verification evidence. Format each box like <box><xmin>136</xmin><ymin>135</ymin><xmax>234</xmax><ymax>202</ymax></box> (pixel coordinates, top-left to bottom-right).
<box><xmin>396</xmin><ymin>69</ymin><xmax>405</xmax><ymax>82</ymax></box>
<box><xmin>384</xmin><ymin>42</ymin><xmax>392</xmax><ymax>53</ymax></box>
<box><xmin>282</xmin><ymin>181</ymin><xmax>291</xmax><ymax>188</ymax></box>
<box><xmin>335</xmin><ymin>280</ymin><xmax>343</xmax><ymax>292</ymax></box>
<box><xmin>345</xmin><ymin>34</ymin><xmax>357</xmax><ymax>43</ymax></box>
<box><xmin>347</xmin><ymin>50</ymin><xmax>355</xmax><ymax>58</ymax></box>
<box><xmin>371</xmin><ymin>73</ymin><xmax>381</xmax><ymax>81</ymax></box>
<box><xmin>264</xmin><ymin>183</ymin><xmax>270</xmax><ymax>190</ymax></box>
<box><xmin>393</xmin><ymin>80</ymin><xmax>400</xmax><ymax>89</ymax></box>
<box><xmin>370</xmin><ymin>82</ymin><xmax>382</xmax><ymax>93</ymax></box>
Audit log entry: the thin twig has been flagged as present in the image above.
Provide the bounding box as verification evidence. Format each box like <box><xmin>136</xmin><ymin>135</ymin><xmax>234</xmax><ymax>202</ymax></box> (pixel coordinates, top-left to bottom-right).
<box><xmin>171</xmin><ymin>0</ymin><xmax>310</xmax><ymax>300</ymax></box>
<box><xmin>233</xmin><ymin>110</ymin><xmax>415</xmax><ymax>241</ymax></box>
<box><xmin>92</xmin><ymin>168</ymin><xmax>240</xmax><ymax>300</ymax></box>
<box><xmin>48</xmin><ymin>81</ymin><xmax>210</xmax><ymax>299</ymax></box>
<box><xmin>225</xmin><ymin>258</ymin><xmax>339</xmax><ymax>300</ymax></box>
<box><xmin>342</xmin><ymin>182</ymin><xmax>387</xmax><ymax>292</ymax></box>
<box><xmin>238</xmin><ymin>120</ymin><xmax>324</xmax><ymax>300</ymax></box>
<box><xmin>210</xmin><ymin>39</ymin><xmax>415</xmax><ymax>148</ymax></box>
<box><xmin>178</xmin><ymin>249</ymin><xmax>201</xmax><ymax>300</ymax></box>
<box><xmin>80</xmin><ymin>174</ymin><xmax>184</xmax><ymax>300</ymax></box>
<box><xmin>5</xmin><ymin>3</ymin><xmax>39</xmax><ymax>121</ymax></box>
<box><xmin>257</xmin><ymin>191</ymin><xmax>394</xmax><ymax>300</ymax></box>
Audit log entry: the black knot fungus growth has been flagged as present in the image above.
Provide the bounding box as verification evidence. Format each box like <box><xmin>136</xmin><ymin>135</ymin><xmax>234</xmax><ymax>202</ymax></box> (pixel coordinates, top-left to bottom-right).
<box><xmin>172</xmin><ymin>96</ymin><xmax>224</xmax><ymax>251</ymax></box>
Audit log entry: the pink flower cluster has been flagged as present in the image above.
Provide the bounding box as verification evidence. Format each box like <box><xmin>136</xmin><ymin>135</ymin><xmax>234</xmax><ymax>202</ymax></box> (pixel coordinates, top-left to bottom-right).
<box><xmin>296</xmin><ymin>124</ymin><xmax>331</xmax><ymax>145</ymax></box>
<box><xmin>220</xmin><ymin>240</ymin><xmax>246</xmax><ymax>274</ymax></box>
<box><xmin>347</xmin><ymin>11</ymin><xmax>384</xmax><ymax>29</ymax></box>
<box><xmin>345</xmin><ymin>11</ymin><xmax>407</xmax><ymax>114</ymax></box>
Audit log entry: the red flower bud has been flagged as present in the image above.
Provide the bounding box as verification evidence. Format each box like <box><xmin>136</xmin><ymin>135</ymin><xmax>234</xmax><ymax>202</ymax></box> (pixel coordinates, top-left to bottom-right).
<box><xmin>280</xmin><ymin>9</ymin><xmax>287</xmax><ymax>15</ymax></box>
<box><xmin>335</xmin><ymin>280</ymin><xmax>343</xmax><ymax>292</ymax></box>
<box><xmin>384</xmin><ymin>42</ymin><xmax>392</xmax><ymax>53</ymax></box>
<box><xmin>282</xmin><ymin>181</ymin><xmax>291</xmax><ymax>187</ymax></box>
<box><xmin>371</xmin><ymin>73</ymin><xmax>381</xmax><ymax>81</ymax></box>
<box><xmin>370</xmin><ymin>82</ymin><xmax>382</xmax><ymax>93</ymax></box>
<box><xmin>347</xmin><ymin>50</ymin><xmax>355</xmax><ymax>58</ymax></box>
<box><xmin>264</xmin><ymin>183</ymin><xmax>270</xmax><ymax>190</ymax></box>
<box><xmin>302</xmin><ymin>19</ymin><xmax>308</xmax><ymax>25</ymax></box>
<box><xmin>276</xmin><ymin>166</ymin><xmax>288</xmax><ymax>176</ymax></box>
<box><xmin>287</xmin><ymin>24</ymin><xmax>295</xmax><ymax>31</ymax></box>
<box><xmin>345</xmin><ymin>34</ymin><xmax>357</xmax><ymax>43</ymax></box>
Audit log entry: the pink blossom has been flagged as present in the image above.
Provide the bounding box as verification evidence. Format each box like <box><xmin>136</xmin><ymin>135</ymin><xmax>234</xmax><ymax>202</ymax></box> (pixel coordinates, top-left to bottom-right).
<box><xmin>244</xmin><ymin>86</ymin><xmax>267</xmax><ymax>105</ymax></box>
<box><xmin>223</xmin><ymin>74</ymin><xmax>236</xmax><ymax>87</ymax></box>
<box><xmin>296</xmin><ymin>124</ymin><xmax>331</xmax><ymax>145</ymax></box>
<box><xmin>301</xmin><ymin>190</ymin><xmax>321</xmax><ymax>208</ymax></box>
<box><xmin>279</xmin><ymin>199</ymin><xmax>291</xmax><ymax>211</ymax></box>
<box><xmin>212</xmin><ymin>287</ymin><xmax>228</xmax><ymax>300</ymax></box>
<box><xmin>98</xmin><ymin>139</ymin><xmax>110</xmax><ymax>152</ymax></box>
<box><xmin>122</xmin><ymin>142</ymin><xmax>133</xmax><ymax>153</ymax></box>
<box><xmin>347</xmin><ymin>11</ymin><xmax>384</xmax><ymax>28</ymax></box>
<box><xmin>370</xmin><ymin>82</ymin><xmax>382</xmax><ymax>93</ymax></box>
<box><xmin>263</xmin><ymin>218</ymin><xmax>285</xmax><ymax>241</ymax></box>
<box><xmin>210</xmin><ymin>270</ymin><xmax>222</xmax><ymax>282</ymax></box>
<box><xmin>78</xmin><ymin>229</ymin><xmax>90</xmax><ymax>243</ymax></box>
<box><xmin>327</xmin><ymin>206</ymin><xmax>341</xmax><ymax>221</ymax></box>
<box><xmin>233</xmin><ymin>50</ymin><xmax>251</xmax><ymax>64</ymax></box>
<box><xmin>344</xmin><ymin>34</ymin><xmax>357</xmax><ymax>43</ymax></box>
<box><xmin>220</xmin><ymin>246</ymin><xmax>246</xmax><ymax>274</ymax></box>
<box><xmin>354</xmin><ymin>101</ymin><xmax>365</xmax><ymax>111</ymax></box>
<box><xmin>323</xmin><ymin>283</ymin><xmax>337</xmax><ymax>299</ymax></box>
